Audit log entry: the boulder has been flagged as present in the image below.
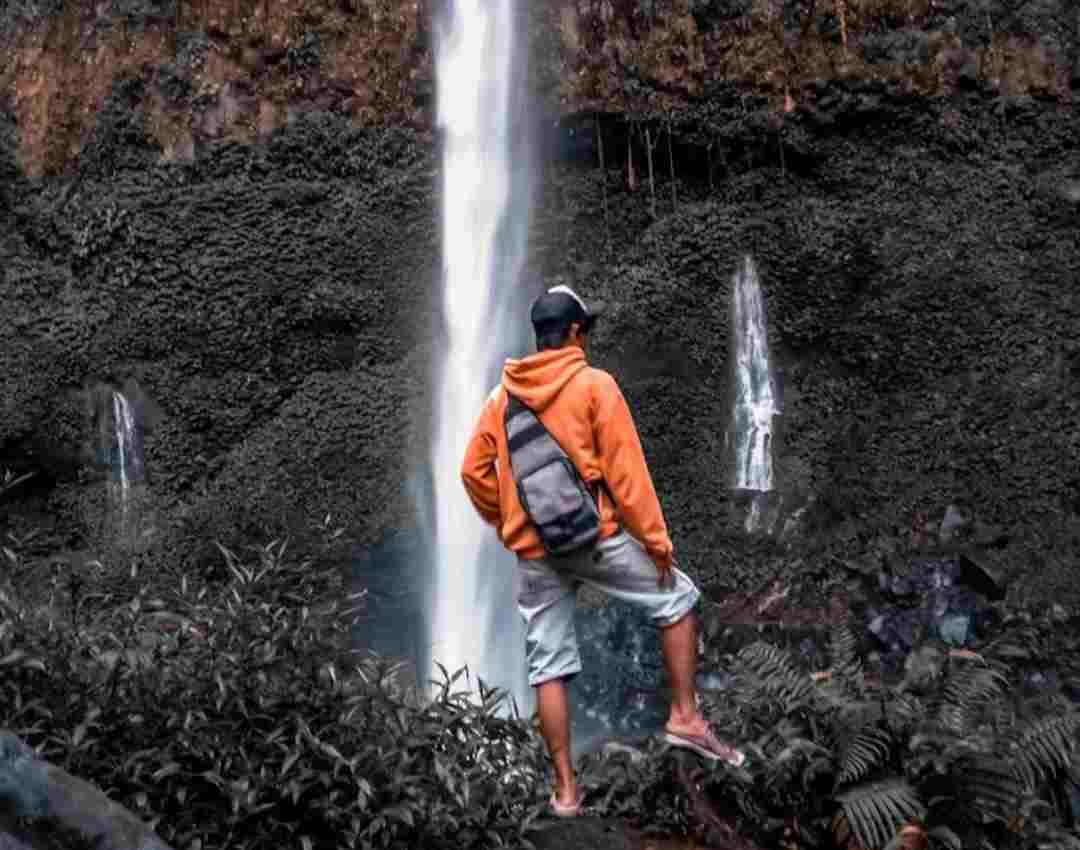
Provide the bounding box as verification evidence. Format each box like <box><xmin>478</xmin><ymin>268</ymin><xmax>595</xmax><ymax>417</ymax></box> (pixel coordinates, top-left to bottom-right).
<box><xmin>0</xmin><ymin>832</ymin><xmax>33</xmax><ymax>850</ymax></box>
<box><xmin>869</xmin><ymin>556</ymin><xmax>1002</xmax><ymax>672</ymax></box>
<box><xmin>0</xmin><ymin>732</ymin><xmax>172</xmax><ymax>850</ymax></box>
<box><xmin>570</xmin><ymin>599</ymin><xmax>668</xmax><ymax>745</ymax></box>
<box><xmin>957</xmin><ymin>553</ymin><xmax>1007</xmax><ymax>601</ymax></box>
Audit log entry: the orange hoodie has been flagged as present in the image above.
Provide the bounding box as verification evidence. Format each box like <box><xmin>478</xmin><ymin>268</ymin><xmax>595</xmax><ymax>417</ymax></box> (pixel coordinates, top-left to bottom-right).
<box><xmin>460</xmin><ymin>345</ymin><xmax>674</xmax><ymax>568</ymax></box>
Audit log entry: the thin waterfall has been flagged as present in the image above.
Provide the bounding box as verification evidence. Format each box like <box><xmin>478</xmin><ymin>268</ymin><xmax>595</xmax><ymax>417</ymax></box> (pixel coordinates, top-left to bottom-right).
<box><xmin>427</xmin><ymin>0</ymin><xmax>532</xmax><ymax>710</ymax></box>
<box><xmin>731</xmin><ymin>256</ymin><xmax>777</xmax><ymax>530</ymax></box>
<box><xmin>109</xmin><ymin>390</ymin><xmax>146</xmax><ymax>545</ymax></box>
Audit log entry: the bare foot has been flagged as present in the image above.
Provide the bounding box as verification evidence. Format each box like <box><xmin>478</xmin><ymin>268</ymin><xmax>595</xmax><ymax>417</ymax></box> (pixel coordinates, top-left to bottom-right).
<box><xmin>664</xmin><ymin>716</ymin><xmax>746</xmax><ymax>766</ymax></box>
<box><xmin>550</xmin><ymin>785</ymin><xmax>583</xmax><ymax>818</ymax></box>
<box><xmin>665</xmin><ymin>712</ymin><xmax>710</xmax><ymax>738</ymax></box>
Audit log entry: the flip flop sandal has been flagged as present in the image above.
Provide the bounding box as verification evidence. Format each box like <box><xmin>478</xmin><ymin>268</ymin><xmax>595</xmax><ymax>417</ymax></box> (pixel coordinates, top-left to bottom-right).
<box><xmin>549</xmin><ymin>790</ymin><xmax>584</xmax><ymax>818</ymax></box>
<box><xmin>663</xmin><ymin>727</ymin><xmax>746</xmax><ymax>767</ymax></box>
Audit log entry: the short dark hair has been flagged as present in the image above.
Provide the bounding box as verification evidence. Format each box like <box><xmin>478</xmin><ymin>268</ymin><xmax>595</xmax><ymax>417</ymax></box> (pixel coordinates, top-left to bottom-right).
<box><xmin>535</xmin><ymin>321</ymin><xmax>574</xmax><ymax>352</ymax></box>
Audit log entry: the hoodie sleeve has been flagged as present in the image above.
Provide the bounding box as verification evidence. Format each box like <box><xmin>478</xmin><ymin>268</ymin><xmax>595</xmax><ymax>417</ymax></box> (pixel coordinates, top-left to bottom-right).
<box><xmin>592</xmin><ymin>373</ymin><xmax>674</xmax><ymax>569</ymax></box>
<box><xmin>461</xmin><ymin>396</ymin><xmax>501</xmax><ymax>527</ymax></box>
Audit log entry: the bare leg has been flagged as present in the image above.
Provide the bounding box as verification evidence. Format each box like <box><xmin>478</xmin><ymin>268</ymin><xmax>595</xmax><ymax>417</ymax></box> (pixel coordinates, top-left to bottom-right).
<box><xmin>660</xmin><ymin>611</ymin><xmax>709</xmax><ymax>735</ymax></box>
<box><xmin>536</xmin><ymin>678</ymin><xmax>579</xmax><ymax>805</ymax></box>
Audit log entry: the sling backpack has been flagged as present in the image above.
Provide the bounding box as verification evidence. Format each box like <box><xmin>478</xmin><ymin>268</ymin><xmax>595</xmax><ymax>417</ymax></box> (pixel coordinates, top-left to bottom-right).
<box><xmin>504</xmin><ymin>386</ymin><xmax>606</xmax><ymax>557</ymax></box>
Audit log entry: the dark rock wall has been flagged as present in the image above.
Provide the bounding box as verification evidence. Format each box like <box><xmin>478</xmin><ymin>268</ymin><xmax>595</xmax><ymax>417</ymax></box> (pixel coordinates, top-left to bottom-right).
<box><xmin>1</xmin><ymin>1</ymin><xmax>1078</xmax><ymax>599</ymax></box>
<box><xmin>528</xmin><ymin>86</ymin><xmax>1079</xmax><ymax>593</ymax></box>
<box><xmin>1</xmin><ymin>111</ymin><xmax>438</xmax><ymax>564</ymax></box>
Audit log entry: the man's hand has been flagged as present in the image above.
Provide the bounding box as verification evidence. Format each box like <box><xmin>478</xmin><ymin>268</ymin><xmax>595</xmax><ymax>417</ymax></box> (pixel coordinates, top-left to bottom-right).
<box><xmin>656</xmin><ymin>555</ymin><xmax>676</xmax><ymax>589</ymax></box>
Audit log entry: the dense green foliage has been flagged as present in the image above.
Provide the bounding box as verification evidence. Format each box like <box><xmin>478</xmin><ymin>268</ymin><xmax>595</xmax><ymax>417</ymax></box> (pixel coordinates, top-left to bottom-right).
<box><xmin>3</xmin><ymin>519</ymin><xmax>1080</xmax><ymax>849</ymax></box>
<box><xmin>578</xmin><ymin>621</ymin><xmax>1080</xmax><ymax>849</ymax></box>
<box><xmin>0</xmin><ymin>534</ymin><xmax>550</xmax><ymax>850</ymax></box>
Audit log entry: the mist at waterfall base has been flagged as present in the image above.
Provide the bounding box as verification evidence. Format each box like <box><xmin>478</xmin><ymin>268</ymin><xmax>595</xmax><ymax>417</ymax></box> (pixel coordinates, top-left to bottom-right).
<box><xmin>424</xmin><ymin>0</ymin><xmax>534</xmax><ymax>714</ymax></box>
<box><xmin>348</xmin><ymin>527</ymin><xmax>671</xmax><ymax>754</ymax></box>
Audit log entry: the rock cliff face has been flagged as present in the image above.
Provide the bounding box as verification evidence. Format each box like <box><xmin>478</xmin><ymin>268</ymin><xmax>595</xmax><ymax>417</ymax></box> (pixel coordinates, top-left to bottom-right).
<box><xmin>1</xmin><ymin>1</ymin><xmax>1077</xmax><ymax>177</ymax></box>
<box><xmin>1</xmin><ymin>1</ymin><xmax>1078</xmax><ymax>595</ymax></box>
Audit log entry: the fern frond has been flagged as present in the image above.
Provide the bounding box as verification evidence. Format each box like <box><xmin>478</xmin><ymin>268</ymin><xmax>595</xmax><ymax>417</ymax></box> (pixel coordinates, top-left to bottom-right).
<box><xmin>733</xmin><ymin>641</ymin><xmax>814</xmax><ymax>708</ymax></box>
<box><xmin>734</xmin><ymin>640</ymin><xmax>798</xmax><ymax>679</ymax></box>
<box><xmin>936</xmin><ymin>659</ymin><xmax>1008</xmax><ymax>733</ymax></box>
<box><xmin>981</xmin><ymin>624</ymin><xmax>1041</xmax><ymax>664</ymax></box>
<box><xmin>952</xmin><ymin>754</ymin><xmax>1024</xmax><ymax>823</ymax></box>
<box><xmin>837</xmin><ymin>727</ymin><xmax>894</xmax><ymax>787</ymax></box>
<box><xmin>885</xmin><ymin>690</ymin><xmax>926</xmax><ymax>733</ymax></box>
<box><xmin>836</xmin><ymin>778</ymin><xmax>925</xmax><ymax>850</ymax></box>
<box><xmin>830</xmin><ymin>623</ymin><xmax>865</xmax><ymax>696</ymax></box>
<box><xmin>830</xmin><ymin>697</ymin><xmax>889</xmax><ymax>744</ymax></box>
<box><xmin>1011</xmin><ymin>713</ymin><xmax>1080</xmax><ymax>791</ymax></box>
<box><xmin>927</xmin><ymin>824</ymin><xmax>963</xmax><ymax>850</ymax></box>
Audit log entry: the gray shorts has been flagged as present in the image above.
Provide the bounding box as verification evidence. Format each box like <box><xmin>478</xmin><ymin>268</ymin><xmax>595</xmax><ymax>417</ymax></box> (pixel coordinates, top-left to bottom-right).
<box><xmin>516</xmin><ymin>530</ymin><xmax>700</xmax><ymax>687</ymax></box>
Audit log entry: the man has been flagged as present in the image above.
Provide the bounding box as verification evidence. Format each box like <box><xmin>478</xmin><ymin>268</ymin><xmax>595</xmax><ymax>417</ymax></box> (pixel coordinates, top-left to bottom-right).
<box><xmin>461</xmin><ymin>284</ymin><xmax>745</xmax><ymax>817</ymax></box>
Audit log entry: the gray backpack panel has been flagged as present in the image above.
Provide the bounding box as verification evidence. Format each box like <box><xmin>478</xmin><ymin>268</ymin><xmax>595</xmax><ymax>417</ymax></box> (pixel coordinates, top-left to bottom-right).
<box><xmin>505</xmin><ymin>391</ymin><xmax>601</xmax><ymax>556</ymax></box>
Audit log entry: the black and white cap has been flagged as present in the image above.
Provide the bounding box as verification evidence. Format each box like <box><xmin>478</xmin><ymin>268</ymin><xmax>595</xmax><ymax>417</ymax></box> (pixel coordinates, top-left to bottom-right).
<box><xmin>530</xmin><ymin>284</ymin><xmax>605</xmax><ymax>331</ymax></box>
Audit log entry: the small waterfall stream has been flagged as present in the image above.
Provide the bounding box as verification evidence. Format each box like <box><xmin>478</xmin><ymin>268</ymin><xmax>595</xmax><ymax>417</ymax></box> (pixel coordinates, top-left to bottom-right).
<box><xmin>111</xmin><ymin>392</ymin><xmax>140</xmax><ymax>490</ymax></box>
<box><xmin>731</xmin><ymin>256</ymin><xmax>778</xmax><ymax>531</ymax></box>
<box><xmin>106</xmin><ymin>389</ymin><xmax>147</xmax><ymax>548</ymax></box>
<box><xmin>427</xmin><ymin>0</ymin><xmax>532</xmax><ymax>711</ymax></box>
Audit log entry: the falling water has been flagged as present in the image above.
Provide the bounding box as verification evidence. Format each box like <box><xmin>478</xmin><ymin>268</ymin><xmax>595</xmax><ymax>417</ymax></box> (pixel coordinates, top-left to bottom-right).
<box><xmin>731</xmin><ymin>257</ymin><xmax>777</xmax><ymax>531</ymax></box>
<box><xmin>109</xmin><ymin>390</ymin><xmax>146</xmax><ymax>545</ymax></box>
<box><xmin>428</xmin><ymin>0</ymin><xmax>532</xmax><ymax>710</ymax></box>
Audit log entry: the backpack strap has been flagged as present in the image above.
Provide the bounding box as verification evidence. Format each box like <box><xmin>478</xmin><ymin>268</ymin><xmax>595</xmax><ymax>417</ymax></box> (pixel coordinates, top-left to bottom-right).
<box><xmin>505</xmin><ymin>394</ymin><xmax>549</xmax><ymax>454</ymax></box>
<box><xmin>503</xmin><ymin>372</ymin><xmax>614</xmax><ymax>513</ymax></box>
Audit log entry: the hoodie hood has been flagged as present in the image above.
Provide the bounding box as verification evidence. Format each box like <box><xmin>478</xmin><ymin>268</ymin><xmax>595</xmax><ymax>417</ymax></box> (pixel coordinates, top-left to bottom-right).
<box><xmin>502</xmin><ymin>346</ymin><xmax>588</xmax><ymax>413</ymax></box>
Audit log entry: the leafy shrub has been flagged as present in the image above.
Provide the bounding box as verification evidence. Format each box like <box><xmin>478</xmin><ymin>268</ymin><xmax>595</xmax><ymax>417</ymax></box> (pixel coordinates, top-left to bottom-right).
<box><xmin>579</xmin><ymin>621</ymin><xmax>1080</xmax><ymax>849</ymax></box>
<box><xmin>1</xmin><ymin>535</ymin><xmax>550</xmax><ymax>850</ymax></box>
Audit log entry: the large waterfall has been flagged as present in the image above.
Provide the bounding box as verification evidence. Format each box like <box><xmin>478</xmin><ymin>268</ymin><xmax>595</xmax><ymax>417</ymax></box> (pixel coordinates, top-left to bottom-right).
<box><xmin>427</xmin><ymin>0</ymin><xmax>532</xmax><ymax>711</ymax></box>
<box><xmin>731</xmin><ymin>256</ymin><xmax>777</xmax><ymax>530</ymax></box>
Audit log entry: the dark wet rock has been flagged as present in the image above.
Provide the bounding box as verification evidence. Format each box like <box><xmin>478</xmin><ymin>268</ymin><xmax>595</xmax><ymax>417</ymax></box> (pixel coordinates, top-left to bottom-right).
<box><xmin>878</xmin><ymin>557</ymin><xmax>962</xmax><ymax>599</ymax></box>
<box><xmin>867</xmin><ymin>556</ymin><xmax>1002</xmax><ymax>670</ymax></box>
<box><xmin>957</xmin><ymin>553</ymin><xmax>1007</xmax><ymax>601</ymax></box>
<box><xmin>0</xmin><ymin>731</ymin><xmax>172</xmax><ymax>850</ymax></box>
<box><xmin>570</xmin><ymin>600</ymin><xmax>669</xmax><ymax>741</ymax></box>
<box><xmin>530</xmin><ymin>818</ymin><xmax>640</xmax><ymax>850</ymax></box>
<box><xmin>348</xmin><ymin>529</ymin><xmax>428</xmax><ymax>665</ymax></box>
<box><xmin>0</xmin><ymin>830</ymin><xmax>34</xmax><ymax>850</ymax></box>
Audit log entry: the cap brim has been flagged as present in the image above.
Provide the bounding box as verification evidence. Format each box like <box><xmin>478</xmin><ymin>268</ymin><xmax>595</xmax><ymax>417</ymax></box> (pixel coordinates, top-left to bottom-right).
<box><xmin>584</xmin><ymin>300</ymin><xmax>606</xmax><ymax>330</ymax></box>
